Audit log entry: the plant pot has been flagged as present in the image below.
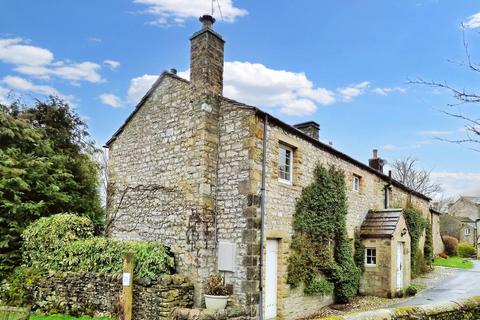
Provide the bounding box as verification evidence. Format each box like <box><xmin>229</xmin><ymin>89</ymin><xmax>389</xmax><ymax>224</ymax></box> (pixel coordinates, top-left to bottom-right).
<box><xmin>205</xmin><ymin>294</ymin><xmax>229</xmax><ymax>310</ymax></box>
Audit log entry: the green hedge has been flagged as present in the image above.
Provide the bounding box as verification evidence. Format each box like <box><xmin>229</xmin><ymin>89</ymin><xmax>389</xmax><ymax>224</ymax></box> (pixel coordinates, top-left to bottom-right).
<box><xmin>21</xmin><ymin>214</ymin><xmax>175</xmax><ymax>281</ymax></box>
<box><xmin>22</xmin><ymin>214</ymin><xmax>94</xmax><ymax>268</ymax></box>
<box><xmin>458</xmin><ymin>242</ymin><xmax>476</xmax><ymax>258</ymax></box>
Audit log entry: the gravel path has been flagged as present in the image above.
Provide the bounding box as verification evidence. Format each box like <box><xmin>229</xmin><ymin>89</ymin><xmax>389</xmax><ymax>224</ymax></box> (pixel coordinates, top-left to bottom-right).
<box><xmin>309</xmin><ymin>267</ymin><xmax>455</xmax><ymax>319</ymax></box>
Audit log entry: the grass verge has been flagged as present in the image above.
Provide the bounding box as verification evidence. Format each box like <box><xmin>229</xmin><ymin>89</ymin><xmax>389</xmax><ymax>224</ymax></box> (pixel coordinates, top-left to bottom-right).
<box><xmin>433</xmin><ymin>256</ymin><xmax>473</xmax><ymax>269</ymax></box>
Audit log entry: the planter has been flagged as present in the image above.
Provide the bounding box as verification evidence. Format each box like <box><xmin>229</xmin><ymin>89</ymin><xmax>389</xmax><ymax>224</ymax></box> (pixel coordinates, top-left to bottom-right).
<box><xmin>205</xmin><ymin>294</ymin><xmax>229</xmax><ymax>310</ymax></box>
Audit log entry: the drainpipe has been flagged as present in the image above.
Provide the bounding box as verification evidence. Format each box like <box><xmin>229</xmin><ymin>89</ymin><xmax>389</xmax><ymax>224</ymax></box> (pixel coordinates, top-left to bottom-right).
<box><xmin>384</xmin><ymin>170</ymin><xmax>392</xmax><ymax>209</ymax></box>
<box><xmin>258</xmin><ymin>114</ymin><xmax>268</xmax><ymax>320</ymax></box>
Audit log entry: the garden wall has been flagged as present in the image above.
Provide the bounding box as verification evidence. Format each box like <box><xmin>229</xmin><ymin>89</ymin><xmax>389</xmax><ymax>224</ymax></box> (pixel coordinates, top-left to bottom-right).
<box><xmin>319</xmin><ymin>296</ymin><xmax>480</xmax><ymax>320</ymax></box>
<box><xmin>27</xmin><ymin>272</ymin><xmax>193</xmax><ymax>319</ymax></box>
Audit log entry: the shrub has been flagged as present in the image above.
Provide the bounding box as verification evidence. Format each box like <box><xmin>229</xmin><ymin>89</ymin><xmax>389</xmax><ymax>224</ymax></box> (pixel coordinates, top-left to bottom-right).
<box><xmin>287</xmin><ymin>164</ymin><xmax>360</xmax><ymax>303</ymax></box>
<box><xmin>404</xmin><ymin>207</ymin><xmax>428</xmax><ymax>277</ymax></box>
<box><xmin>443</xmin><ymin>235</ymin><xmax>459</xmax><ymax>256</ymax></box>
<box><xmin>22</xmin><ymin>214</ymin><xmax>94</xmax><ymax>268</ymax></box>
<box><xmin>0</xmin><ymin>267</ymin><xmax>42</xmax><ymax>306</ymax></box>
<box><xmin>354</xmin><ymin>231</ymin><xmax>365</xmax><ymax>273</ymax></box>
<box><xmin>458</xmin><ymin>242</ymin><xmax>476</xmax><ymax>258</ymax></box>
<box><xmin>205</xmin><ymin>273</ymin><xmax>228</xmax><ymax>296</ymax></box>
<box><xmin>405</xmin><ymin>284</ymin><xmax>418</xmax><ymax>296</ymax></box>
<box><xmin>42</xmin><ymin>237</ymin><xmax>175</xmax><ymax>281</ymax></box>
<box><xmin>424</xmin><ymin>222</ymin><xmax>433</xmax><ymax>265</ymax></box>
<box><xmin>304</xmin><ymin>277</ymin><xmax>334</xmax><ymax>296</ymax></box>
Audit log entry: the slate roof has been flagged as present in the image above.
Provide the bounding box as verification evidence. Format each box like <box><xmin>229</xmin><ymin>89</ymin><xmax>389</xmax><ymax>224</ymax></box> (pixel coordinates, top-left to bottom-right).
<box><xmin>360</xmin><ymin>209</ymin><xmax>403</xmax><ymax>238</ymax></box>
<box><xmin>463</xmin><ymin>196</ymin><xmax>480</xmax><ymax>206</ymax></box>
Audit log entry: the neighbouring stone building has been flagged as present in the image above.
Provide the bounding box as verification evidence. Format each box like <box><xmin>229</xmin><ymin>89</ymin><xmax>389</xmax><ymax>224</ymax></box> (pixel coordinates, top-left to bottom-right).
<box><xmin>449</xmin><ymin>196</ymin><xmax>480</xmax><ymax>223</ymax></box>
<box><xmin>440</xmin><ymin>214</ymin><xmax>476</xmax><ymax>246</ymax></box>
<box><xmin>106</xmin><ymin>16</ymin><xmax>435</xmax><ymax>319</ymax></box>
<box><xmin>430</xmin><ymin>208</ymin><xmax>445</xmax><ymax>256</ymax></box>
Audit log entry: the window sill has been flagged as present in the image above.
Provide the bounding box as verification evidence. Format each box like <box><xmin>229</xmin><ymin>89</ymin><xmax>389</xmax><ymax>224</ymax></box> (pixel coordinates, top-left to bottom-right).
<box><xmin>278</xmin><ymin>178</ymin><xmax>293</xmax><ymax>186</ymax></box>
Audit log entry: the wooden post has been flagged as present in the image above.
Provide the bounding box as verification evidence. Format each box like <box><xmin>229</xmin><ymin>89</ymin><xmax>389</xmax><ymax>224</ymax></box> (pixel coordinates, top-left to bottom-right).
<box><xmin>122</xmin><ymin>252</ymin><xmax>134</xmax><ymax>320</ymax></box>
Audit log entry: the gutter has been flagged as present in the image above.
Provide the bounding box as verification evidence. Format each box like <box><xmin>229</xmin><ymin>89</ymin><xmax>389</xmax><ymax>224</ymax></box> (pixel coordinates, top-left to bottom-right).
<box><xmin>258</xmin><ymin>114</ymin><xmax>268</xmax><ymax>320</ymax></box>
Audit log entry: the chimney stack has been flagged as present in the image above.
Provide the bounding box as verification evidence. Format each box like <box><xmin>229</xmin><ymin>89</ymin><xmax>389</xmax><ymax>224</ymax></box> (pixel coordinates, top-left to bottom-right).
<box><xmin>293</xmin><ymin>121</ymin><xmax>320</xmax><ymax>140</ymax></box>
<box><xmin>369</xmin><ymin>149</ymin><xmax>385</xmax><ymax>173</ymax></box>
<box><xmin>190</xmin><ymin>15</ymin><xmax>225</xmax><ymax>96</ymax></box>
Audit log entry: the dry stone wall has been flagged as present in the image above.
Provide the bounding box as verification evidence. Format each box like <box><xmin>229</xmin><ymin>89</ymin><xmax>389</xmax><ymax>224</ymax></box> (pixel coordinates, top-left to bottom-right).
<box><xmin>27</xmin><ymin>272</ymin><xmax>193</xmax><ymax>320</ymax></box>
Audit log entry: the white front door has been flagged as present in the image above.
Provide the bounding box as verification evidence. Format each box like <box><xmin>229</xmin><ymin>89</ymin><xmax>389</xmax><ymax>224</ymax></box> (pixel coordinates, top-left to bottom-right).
<box><xmin>265</xmin><ymin>239</ymin><xmax>278</xmax><ymax>319</ymax></box>
<box><xmin>396</xmin><ymin>242</ymin><xmax>404</xmax><ymax>290</ymax></box>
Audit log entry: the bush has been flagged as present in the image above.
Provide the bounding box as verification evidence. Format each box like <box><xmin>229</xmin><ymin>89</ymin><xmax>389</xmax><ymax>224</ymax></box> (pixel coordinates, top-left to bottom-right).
<box><xmin>458</xmin><ymin>242</ymin><xmax>476</xmax><ymax>258</ymax></box>
<box><xmin>0</xmin><ymin>267</ymin><xmax>42</xmax><ymax>306</ymax></box>
<box><xmin>443</xmin><ymin>235</ymin><xmax>459</xmax><ymax>256</ymax></box>
<box><xmin>304</xmin><ymin>277</ymin><xmax>334</xmax><ymax>296</ymax></box>
<box><xmin>403</xmin><ymin>207</ymin><xmax>428</xmax><ymax>277</ymax></box>
<box><xmin>287</xmin><ymin>164</ymin><xmax>360</xmax><ymax>303</ymax></box>
<box><xmin>22</xmin><ymin>214</ymin><xmax>94</xmax><ymax>268</ymax></box>
<box><xmin>405</xmin><ymin>284</ymin><xmax>418</xmax><ymax>296</ymax></box>
<box><xmin>39</xmin><ymin>237</ymin><xmax>174</xmax><ymax>281</ymax></box>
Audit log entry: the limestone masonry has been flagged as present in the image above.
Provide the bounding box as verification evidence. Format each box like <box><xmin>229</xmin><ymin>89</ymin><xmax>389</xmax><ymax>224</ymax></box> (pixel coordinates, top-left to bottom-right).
<box><xmin>106</xmin><ymin>15</ymin><xmax>436</xmax><ymax>319</ymax></box>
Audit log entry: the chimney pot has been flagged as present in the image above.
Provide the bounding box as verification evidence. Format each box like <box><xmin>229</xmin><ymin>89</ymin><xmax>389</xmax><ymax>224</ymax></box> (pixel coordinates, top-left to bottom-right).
<box><xmin>199</xmin><ymin>15</ymin><xmax>215</xmax><ymax>29</ymax></box>
<box><xmin>170</xmin><ymin>68</ymin><xmax>177</xmax><ymax>74</ymax></box>
<box><xmin>369</xmin><ymin>149</ymin><xmax>385</xmax><ymax>173</ymax></box>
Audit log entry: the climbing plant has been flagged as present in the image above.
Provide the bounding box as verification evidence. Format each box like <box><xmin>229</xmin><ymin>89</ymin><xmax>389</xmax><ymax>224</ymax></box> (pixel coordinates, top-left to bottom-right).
<box><xmin>287</xmin><ymin>164</ymin><xmax>360</xmax><ymax>303</ymax></box>
<box><xmin>354</xmin><ymin>230</ymin><xmax>365</xmax><ymax>273</ymax></box>
<box><xmin>403</xmin><ymin>206</ymin><xmax>428</xmax><ymax>277</ymax></box>
<box><xmin>424</xmin><ymin>221</ymin><xmax>433</xmax><ymax>266</ymax></box>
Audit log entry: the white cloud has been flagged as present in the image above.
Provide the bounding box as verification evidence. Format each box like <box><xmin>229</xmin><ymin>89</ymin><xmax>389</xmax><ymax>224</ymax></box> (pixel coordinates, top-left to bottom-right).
<box><xmin>0</xmin><ymin>86</ymin><xmax>9</xmax><ymax>104</ymax></box>
<box><xmin>133</xmin><ymin>0</ymin><xmax>247</xmax><ymax>25</ymax></box>
<box><xmin>0</xmin><ymin>38</ymin><xmax>104</xmax><ymax>83</ymax></box>
<box><xmin>104</xmin><ymin>59</ymin><xmax>120</xmax><ymax>70</ymax></box>
<box><xmin>3</xmin><ymin>75</ymin><xmax>61</xmax><ymax>96</ymax></box>
<box><xmin>372</xmin><ymin>87</ymin><xmax>407</xmax><ymax>96</ymax></box>
<box><xmin>127</xmin><ymin>74</ymin><xmax>159</xmax><ymax>103</ymax></box>
<box><xmin>2</xmin><ymin>75</ymin><xmax>74</xmax><ymax>105</ymax></box>
<box><xmin>416</xmin><ymin>130</ymin><xmax>452</xmax><ymax>136</ymax></box>
<box><xmin>0</xmin><ymin>38</ymin><xmax>53</xmax><ymax>66</ymax></box>
<box><xmin>88</xmin><ymin>37</ymin><xmax>102</xmax><ymax>43</ymax></box>
<box><xmin>464</xmin><ymin>12</ymin><xmax>480</xmax><ymax>29</ymax></box>
<box><xmin>431</xmin><ymin>172</ymin><xmax>480</xmax><ymax>198</ymax></box>
<box><xmin>338</xmin><ymin>81</ymin><xmax>370</xmax><ymax>101</ymax></box>
<box><xmin>176</xmin><ymin>61</ymin><xmax>335</xmax><ymax>116</ymax></box>
<box><xmin>100</xmin><ymin>93</ymin><xmax>122</xmax><ymax>108</ymax></box>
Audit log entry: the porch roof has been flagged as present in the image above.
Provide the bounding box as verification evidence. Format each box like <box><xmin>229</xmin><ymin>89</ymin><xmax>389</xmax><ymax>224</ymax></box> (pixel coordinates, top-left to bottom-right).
<box><xmin>360</xmin><ymin>209</ymin><xmax>403</xmax><ymax>238</ymax></box>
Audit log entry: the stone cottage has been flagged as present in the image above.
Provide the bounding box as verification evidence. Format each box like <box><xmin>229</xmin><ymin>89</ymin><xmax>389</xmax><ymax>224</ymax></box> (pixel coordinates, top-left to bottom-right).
<box><xmin>449</xmin><ymin>196</ymin><xmax>480</xmax><ymax>222</ymax></box>
<box><xmin>106</xmin><ymin>16</ymin><xmax>433</xmax><ymax>319</ymax></box>
<box><xmin>440</xmin><ymin>214</ymin><xmax>476</xmax><ymax>246</ymax></box>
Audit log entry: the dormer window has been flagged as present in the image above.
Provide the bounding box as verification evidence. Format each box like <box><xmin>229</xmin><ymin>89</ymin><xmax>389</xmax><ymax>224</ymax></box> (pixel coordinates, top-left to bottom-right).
<box><xmin>278</xmin><ymin>145</ymin><xmax>293</xmax><ymax>184</ymax></box>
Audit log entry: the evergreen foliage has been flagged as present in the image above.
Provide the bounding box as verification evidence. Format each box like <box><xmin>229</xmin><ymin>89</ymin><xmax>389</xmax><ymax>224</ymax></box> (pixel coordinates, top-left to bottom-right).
<box><xmin>424</xmin><ymin>221</ymin><xmax>433</xmax><ymax>265</ymax></box>
<box><xmin>21</xmin><ymin>214</ymin><xmax>175</xmax><ymax>281</ymax></box>
<box><xmin>0</xmin><ymin>98</ymin><xmax>103</xmax><ymax>278</ymax></box>
<box><xmin>287</xmin><ymin>164</ymin><xmax>360</xmax><ymax>303</ymax></box>
<box><xmin>403</xmin><ymin>207</ymin><xmax>428</xmax><ymax>277</ymax></box>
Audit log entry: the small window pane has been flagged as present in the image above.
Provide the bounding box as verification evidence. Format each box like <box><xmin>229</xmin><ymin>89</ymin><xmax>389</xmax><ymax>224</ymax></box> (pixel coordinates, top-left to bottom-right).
<box><xmin>465</xmin><ymin>228</ymin><xmax>470</xmax><ymax>236</ymax></box>
<box><xmin>353</xmin><ymin>176</ymin><xmax>360</xmax><ymax>192</ymax></box>
<box><xmin>365</xmin><ymin>248</ymin><xmax>377</xmax><ymax>266</ymax></box>
<box><xmin>279</xmin><ymin>146</ymin><xmax>292</xmax><ymax>182</ymax></box>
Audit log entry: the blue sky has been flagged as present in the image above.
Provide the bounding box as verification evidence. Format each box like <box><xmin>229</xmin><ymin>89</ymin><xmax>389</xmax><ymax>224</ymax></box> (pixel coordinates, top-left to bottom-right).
<box><xmin>1</xmin><ymin>0</ymin><xmax>480</xmax><ymax>198</ymax></box>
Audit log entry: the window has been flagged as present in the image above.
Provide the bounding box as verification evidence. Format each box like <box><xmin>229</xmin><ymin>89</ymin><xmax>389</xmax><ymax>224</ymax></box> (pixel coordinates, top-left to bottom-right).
<box><xmin>365</xmin><ymin>248</ymin><xmax>377</xmax><ymax>266</ymax></box>
<box><xmin>465</xmin><ymin>227</ymin><xmax>471</xmax><ymax>236</ymax></box>
<box><xmin>278</xmin><ymin>145</ymin><xmax>293</xmax><ymax>184</ymax></box>
<box><xmin>352</xmin><ymin>175</ymin><xmax>361</xmax><ymax>192</ymax></box>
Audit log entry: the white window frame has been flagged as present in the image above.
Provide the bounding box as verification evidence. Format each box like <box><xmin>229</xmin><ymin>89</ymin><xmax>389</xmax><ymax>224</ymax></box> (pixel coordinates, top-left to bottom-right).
<box><xmin>465</xmin><ymin>227</ymin><xmax>471</xmax><ymax>236</ymax></box>
<box><xmin>365</xmin><ymin>247</ymin><xmax>377</xmax><ymax>266</ymax></box>
<box><xmin>278</xmin><ymin>144</ymin><xmax>293</xmax><ymax>185</ymax></box>
<box><xmin>352</xmin><ymin>175</ymin><xmax>361</xmax><ymax>192</ymax></box>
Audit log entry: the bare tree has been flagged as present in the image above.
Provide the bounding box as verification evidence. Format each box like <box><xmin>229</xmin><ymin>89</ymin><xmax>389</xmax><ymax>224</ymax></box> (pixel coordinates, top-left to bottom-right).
<box><xmin>391</xmin><ymin>157</ymin><xmax>442</xmax><ymax>197</ymax></box>
<box><xmin>431</xmin><ymin>195</ymin><xmax>455</xmax><ymax>212</ymax></box>
<box><xmin>410</xmin><ymin>26</ymin><xmax>480</xmax><ymax>151</ymax></box>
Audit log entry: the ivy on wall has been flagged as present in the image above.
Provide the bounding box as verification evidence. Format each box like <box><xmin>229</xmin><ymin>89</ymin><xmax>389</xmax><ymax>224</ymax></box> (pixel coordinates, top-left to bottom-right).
<box><xmin>287</xmin><ymin>164</ymin><xmax>360</xmax><ymax>303</ymax></box>
<box><xmin>403</xmin><ymin>207</ymin><xmax>429</xmax><ymax>277</ymax></box>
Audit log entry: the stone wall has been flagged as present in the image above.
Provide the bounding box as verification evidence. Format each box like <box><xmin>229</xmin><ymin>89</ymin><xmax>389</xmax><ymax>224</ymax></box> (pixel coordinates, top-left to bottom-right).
<box><xmin>27</xmin><ymin>272</ymin><xmax>193</xmax><ymax>319</ymax></box>
<box><xmin>318</xmin><ymin>296</ymin><xmax>480</xmax><ymax>320</ymax></box>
